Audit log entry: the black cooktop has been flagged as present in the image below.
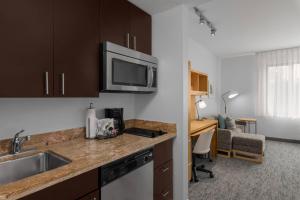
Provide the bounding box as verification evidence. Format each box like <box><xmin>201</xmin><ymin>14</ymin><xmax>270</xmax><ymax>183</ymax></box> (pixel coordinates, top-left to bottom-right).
<box><xmin>124</xmin><ymin>127</ymin><xmax>167</xmax><ymax>138</ymax></box>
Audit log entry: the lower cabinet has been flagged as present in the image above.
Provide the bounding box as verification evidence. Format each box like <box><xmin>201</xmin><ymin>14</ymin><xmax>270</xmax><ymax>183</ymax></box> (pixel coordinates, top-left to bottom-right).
<box><xmin>20</xmin><ymin>169</ymin><xmax>99</xmax><ymax>200</ymax></box>
<box><xmin>154</xmin><ymin>140</ymin><xmax>173</xmax><ymax>200</ymax></box>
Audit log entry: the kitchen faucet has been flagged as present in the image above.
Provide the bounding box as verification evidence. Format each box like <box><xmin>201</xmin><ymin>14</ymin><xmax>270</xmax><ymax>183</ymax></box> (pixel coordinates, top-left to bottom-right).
<box><xmin>11</xmin><ymin>130</ymin><xmax>31</xmax><ymax>154</ymax></box>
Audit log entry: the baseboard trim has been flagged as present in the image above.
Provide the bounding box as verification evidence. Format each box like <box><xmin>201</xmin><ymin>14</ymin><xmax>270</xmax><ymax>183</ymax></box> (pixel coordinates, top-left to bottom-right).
<box><xmin>266</xmin><ymin>137</ymin><xmax>300</xmax><ymax>144</ymax></box>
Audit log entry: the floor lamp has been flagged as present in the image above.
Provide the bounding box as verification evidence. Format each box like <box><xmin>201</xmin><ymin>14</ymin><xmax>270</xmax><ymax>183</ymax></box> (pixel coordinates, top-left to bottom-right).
<box><xmin>222</xmin><ymin>90</ymin><xmax>239</xmax><ymax>114</ymax></box>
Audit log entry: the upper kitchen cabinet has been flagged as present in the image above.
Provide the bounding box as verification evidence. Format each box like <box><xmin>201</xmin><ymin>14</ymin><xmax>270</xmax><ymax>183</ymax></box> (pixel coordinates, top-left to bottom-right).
<box><xmin>100</xmin><ymin>0</ymin><xmax>131</xmax><ymax>48</ymax></box>
<box><xmin>0</xmin><ymin>0</ymin><xmax>53</xmax><ymax>97</ymax></box>
<box><xmin>53</xmin><ymin>0</ymin><xmax>99</xmax><ymax>97</ymax></box>
<box><xmin>129</xmin><ymin>3</ymin><xmax>152</xmax><ymax>55</ymax></box>
<box><xmin>0</xmin><ymin>0</ymin><xmax>151</xmax><ymax>97</ymax></box>
<box><xmin>100</xmin><ymin>0</ymin><xmax>152</xmax><ymax>55</ymax></box>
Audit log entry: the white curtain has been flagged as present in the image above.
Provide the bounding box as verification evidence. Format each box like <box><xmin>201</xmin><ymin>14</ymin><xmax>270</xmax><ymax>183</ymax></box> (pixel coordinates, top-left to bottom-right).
<box><xmin>257</xmin><ymin>47</ymin><xmax>300</xmax><ymax>118</ymax></box>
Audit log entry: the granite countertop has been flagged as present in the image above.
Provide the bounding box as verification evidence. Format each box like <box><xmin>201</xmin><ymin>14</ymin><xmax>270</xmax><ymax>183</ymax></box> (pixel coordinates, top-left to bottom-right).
<box><xmin>0</xmin><ymin>120</ymin><xmax>176</xmax><ymax>200</ymax></box>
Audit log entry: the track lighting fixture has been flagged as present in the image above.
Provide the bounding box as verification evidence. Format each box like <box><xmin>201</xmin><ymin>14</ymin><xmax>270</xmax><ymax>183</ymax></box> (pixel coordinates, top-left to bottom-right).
<box><xmin>194</xmin><ymin>7</ymin><xmax>217</xmax><ymax>37</ymax></box>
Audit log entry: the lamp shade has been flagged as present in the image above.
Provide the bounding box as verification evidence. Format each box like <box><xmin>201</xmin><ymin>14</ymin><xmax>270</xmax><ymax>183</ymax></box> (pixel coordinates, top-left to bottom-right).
<box><xmin>222</xmin><ymin>90</ymin><xmax>239</xmax><ymax>114</ymax></box>
<box><xmin>228</xmin><ymin>92</ymin><xmax>238</xmax><ymax>99</ymax></box>
<box><xmin>196</xmin><ymin>100</ymin><xmax>207</xmax><ymax>109</ymax></box>
<box><xmin>223</xmin><ymin>90</ymin><xmax>239</xmax><ymax>99</ymax></box>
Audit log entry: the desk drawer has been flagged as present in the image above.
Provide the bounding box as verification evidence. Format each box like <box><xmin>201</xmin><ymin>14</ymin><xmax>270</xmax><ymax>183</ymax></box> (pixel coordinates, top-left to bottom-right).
<box><xmin>154</xmin><ymin>140</ymin><xmax>172</xmax><ymax>168</ymax></box>
<box><xmin>154</xmin><ymin>160</ymin><xmax>173</xmax><ymax>200</ymax></box>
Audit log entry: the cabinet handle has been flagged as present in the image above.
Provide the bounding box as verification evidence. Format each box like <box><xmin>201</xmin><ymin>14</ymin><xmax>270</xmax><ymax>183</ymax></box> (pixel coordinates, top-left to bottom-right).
<box><xmin>61</xmin><ymin>73</ymin><xmax>65</xmax><ymax>96</ymax></box>
<box><xmin>133</xmin><ymin>36</ymin><xmax>137</xmax><ymax>50</ymax></box>
<box><xmin>161</xmin><ymin>191</ymin><xmax>169</xmax><ymax>197</ymax></box>
<box><xmin>45</xmin><ymin>71</ymin><xmax>49</xmax><ymax>96</ymax></box>
<box><xmin>162</xmin><ymin>167</ymin><xmax>169</xmax><ymax>173</ymax></box>
<box><xmin>126</xmin><ymin>33</ymin><xmax>130</xmax><ymax>48</ymax></box>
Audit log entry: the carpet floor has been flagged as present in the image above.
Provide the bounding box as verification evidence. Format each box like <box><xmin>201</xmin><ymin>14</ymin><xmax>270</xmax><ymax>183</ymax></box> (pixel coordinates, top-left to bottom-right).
<box><xmin>189</xmin><ymin>140</ymin><xmax>300</xmax><ymax>200</ymax></box>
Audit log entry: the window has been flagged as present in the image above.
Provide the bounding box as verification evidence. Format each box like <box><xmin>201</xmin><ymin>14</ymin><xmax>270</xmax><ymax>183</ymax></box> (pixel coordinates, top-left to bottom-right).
<box><xmin>257</xmin><ymin>47</ymin><xmax>300</xmax><ymax>118</ymax></box>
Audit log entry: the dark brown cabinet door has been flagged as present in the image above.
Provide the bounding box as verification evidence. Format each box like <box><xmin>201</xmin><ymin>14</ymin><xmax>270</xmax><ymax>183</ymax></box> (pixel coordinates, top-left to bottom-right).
<box><xmin>154</xmin><ymin>161</ymin><xmax>173</xmax><ymax>200</ymax></box>
<box><xmin>20</xmin><ymin>169</ymin><xmax>99</xmax><ymax>200</ymax></box>
<box><xmin>0</xmin><ymin>0</ymin><xmax>53</xmax><ymax>97</ymax></box>
<box><xmin>154</xmin><ymin>140</ymin><xmax>173</xmax><ymax>200</ymax></box>
<box><xmin>100</xmin><ymin>0</ymin><xmax>131</xmax><ymax>47</ymax></box>
<box><xmin>129</xmin><ymin>3</ymin><xmax>152</xmax><ymax>55</ymax></box>
<box><xmin>53</xmin><ymin>0</ymin><xmax>99</xmax><ymax>97</ymax></box>
<box><xmin>154</xmin><ymin>140</ymin><xmax>172</xmax><ymax>168</ymax></box>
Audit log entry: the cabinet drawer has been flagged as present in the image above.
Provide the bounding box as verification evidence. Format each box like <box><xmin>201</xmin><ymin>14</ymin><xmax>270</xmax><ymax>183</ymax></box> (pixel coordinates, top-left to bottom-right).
<box><xmin>154</xmin><ymin>140</ymin><xmax>172</xmax><ymax>168</ymax></box>
<box><xmin>154</xmin><ymin>160</ymin><xmax>173</xmax><ymax>200</ymax></box>
<box><xmin>154</xmin><ymin>160</ymin><xmax>172</xmax><ymax>190</ymax></box>
<box><xmin>154</xmin><ymin>186</ymin><xmax>173</xmax><ymax>200</ymax></box>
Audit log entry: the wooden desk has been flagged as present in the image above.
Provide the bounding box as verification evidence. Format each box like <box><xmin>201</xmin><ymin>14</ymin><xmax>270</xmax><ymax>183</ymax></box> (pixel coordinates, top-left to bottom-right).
<box><xmin>188</xmin><ymin>119</ymin><xmax>218</xmax><ymax>181</ymax></box>
<box><xmin>190</xmin><ymin>120</ymin><xmax>218</xmax><ymax>135</ymax></box>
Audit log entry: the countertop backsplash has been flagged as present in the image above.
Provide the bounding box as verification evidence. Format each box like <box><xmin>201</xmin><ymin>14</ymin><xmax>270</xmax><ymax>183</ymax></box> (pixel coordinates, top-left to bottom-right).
<box><xmin>0</xmin><ymin>119</ymin><xmax>176</xmax><ymax>155</ymax></box>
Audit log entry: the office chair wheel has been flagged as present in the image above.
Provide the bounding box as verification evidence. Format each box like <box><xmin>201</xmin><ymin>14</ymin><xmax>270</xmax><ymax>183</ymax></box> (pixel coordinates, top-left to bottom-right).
<box><xmin>210</xmin><ymin>173</ymin><xmax>214</xmax><ymax>178</ymax></box>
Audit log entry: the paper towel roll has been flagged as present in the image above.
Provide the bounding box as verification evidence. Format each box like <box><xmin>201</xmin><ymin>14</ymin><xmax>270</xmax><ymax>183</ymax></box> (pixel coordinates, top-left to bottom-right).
<box><xmin>86</xmin><ymin>108</ymin><xmax>97</xmax><ymax>139</ymax></box>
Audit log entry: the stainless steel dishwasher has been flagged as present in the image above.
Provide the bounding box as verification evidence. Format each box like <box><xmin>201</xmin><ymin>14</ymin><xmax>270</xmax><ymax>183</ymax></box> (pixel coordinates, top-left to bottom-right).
<box><xmin>100</xmin><ymin>148</ymin><xmax>153</xmax><ymax>200</ymax></box>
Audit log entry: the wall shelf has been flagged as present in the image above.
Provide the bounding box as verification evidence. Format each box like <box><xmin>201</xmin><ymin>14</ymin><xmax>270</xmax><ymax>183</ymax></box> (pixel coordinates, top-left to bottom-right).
<box><xmin>189</xmin><ymin>90</ymin><xmax>208</xmax><ymax>96</ymax></box>
<box><xmin>189</xmin><ymin>63</ymin><xmax>208</xmax><ymax>96</ymax></box>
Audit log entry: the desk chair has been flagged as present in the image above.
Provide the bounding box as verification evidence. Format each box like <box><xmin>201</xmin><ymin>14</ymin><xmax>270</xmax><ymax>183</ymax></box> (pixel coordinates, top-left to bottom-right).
<box><xmin>192</xmin><ymin>129</ymin><xmax>214</xmax><ymax>182</ymax></box>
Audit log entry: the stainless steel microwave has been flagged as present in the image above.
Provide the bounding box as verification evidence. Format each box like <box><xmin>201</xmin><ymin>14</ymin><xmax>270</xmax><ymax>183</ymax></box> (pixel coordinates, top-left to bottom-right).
<box><xmin>101</xmin><ymin>42</ymin><xmax>158</xmax><ymax>93</ymax></box>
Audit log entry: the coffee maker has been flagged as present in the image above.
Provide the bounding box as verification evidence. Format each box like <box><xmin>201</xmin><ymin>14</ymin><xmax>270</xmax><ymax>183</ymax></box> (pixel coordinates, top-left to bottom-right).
<box><xmin>105</xmin><ymin>108</ymin><xmax>125</xmax><ymax>134</ymax></box>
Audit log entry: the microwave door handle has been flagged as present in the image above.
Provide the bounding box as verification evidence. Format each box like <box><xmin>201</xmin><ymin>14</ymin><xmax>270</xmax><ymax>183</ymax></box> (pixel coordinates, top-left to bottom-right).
<box><xmin>147</xmin><ymin>66</ymin><xmax>152</xmax><ymax>87</ymax></box>
<box><xmin>150</xmin><ymin>67</ymin><xmax>154</xmax><ymax>87</ymax></box>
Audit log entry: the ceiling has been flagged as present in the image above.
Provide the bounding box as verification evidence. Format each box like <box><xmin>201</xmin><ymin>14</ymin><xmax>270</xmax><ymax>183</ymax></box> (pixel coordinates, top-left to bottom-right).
<box><xmin>129</xmin><ymin>0</ymin><xmax>300</xmax><ymax>58</ymax></box>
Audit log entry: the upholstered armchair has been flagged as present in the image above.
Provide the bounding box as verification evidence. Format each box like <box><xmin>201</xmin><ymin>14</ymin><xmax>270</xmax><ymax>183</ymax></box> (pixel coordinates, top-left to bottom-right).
<box><xmin>217</xmin><ymin>119</ymin><xmax>246</xmax><ymax>157</ymax></box>
<box><xmin>217</xmin><ymin>126</ymin><xmax>265</xmax><ymax>163</ymax></box>
<box><xmin>217</xmin><ymin>129</ymin><xmax>233</xmax><ymax>152</ymax></box>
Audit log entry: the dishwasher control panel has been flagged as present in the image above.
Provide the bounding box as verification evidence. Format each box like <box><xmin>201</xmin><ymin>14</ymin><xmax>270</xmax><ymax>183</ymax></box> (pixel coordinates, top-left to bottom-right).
<box><xmin>100</xmin><ymin>148</ymin><xmax>153</xmax><ymax>187</ymax></box>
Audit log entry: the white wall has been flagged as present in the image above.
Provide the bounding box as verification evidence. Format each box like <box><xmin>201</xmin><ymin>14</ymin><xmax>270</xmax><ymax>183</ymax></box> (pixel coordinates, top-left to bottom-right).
<box><xmin>0</xmin><ymin>93</ymin><xmax>135</xmax><ymax>139</ymax></box>
<box><xmin>221</xmin><ymin>55</ymin><xmax>300</xmax><ymax>140</ymax></box>
<box><xmin>135</xmin><ymin>5</ymin><xmax>188</xmax><ymax>200</ymax></box>
<box><xmin>185</xmin><ymin>8</ymin><xmax>221</xmax><ymax>118</ymax></box>
<box><xmin>134</xmin><ymin>5</ymin><xmax>222</xmax><ymax>200</ymax></box>
<box><xmin>221</xmin><ymin>55</ymin><xmax>256</xmax><ymax>117</ymax></box>
<box><xmin>187</xmin><ymin>39</ymin><xmax>221</xmax><ymax>118</ymax></box>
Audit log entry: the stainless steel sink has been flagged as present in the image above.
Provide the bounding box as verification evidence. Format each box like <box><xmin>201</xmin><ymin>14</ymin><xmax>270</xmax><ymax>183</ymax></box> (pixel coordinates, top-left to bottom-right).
<box><xmin>0</xmin><ymin>151</ymin><xmax>71</xmax><ymax>185</ymax></box>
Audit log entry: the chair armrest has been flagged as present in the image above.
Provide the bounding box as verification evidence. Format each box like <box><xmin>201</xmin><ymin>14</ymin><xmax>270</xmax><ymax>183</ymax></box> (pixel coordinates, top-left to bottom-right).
<box><xmin>217</xmin><ymin>128</ymin><xmax>233</xmax><ymax>151</ymax></box>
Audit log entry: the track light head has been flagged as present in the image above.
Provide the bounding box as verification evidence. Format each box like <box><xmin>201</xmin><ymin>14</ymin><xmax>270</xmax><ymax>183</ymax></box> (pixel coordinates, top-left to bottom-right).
<box><xmin>210</xmin><ymin>28</ymin><xmax>216</xmax><ymax>36</ymax></box>
<box><xmin>199</xmin><ymin>15</ymin><xmax>206</xmax><ymax>25</ymax></box>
